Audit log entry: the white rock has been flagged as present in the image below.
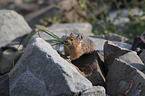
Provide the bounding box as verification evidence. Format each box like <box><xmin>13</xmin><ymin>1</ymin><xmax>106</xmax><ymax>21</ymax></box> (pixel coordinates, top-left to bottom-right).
<box><xmin>0</xmin><ymin>10</ymin><xmax>32</xmax><ymax>47</ymax></box>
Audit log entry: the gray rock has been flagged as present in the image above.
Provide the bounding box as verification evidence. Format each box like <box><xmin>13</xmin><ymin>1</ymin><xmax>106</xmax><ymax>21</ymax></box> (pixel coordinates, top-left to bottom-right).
<box><xmin>112</xmin><ymin>17</ymin><xmax>130</xmax><ymax>26</ymax></box>
<box><xmin>0</xmin><ymin>49</ymin><xmax>23</xmax><ymax>75</ymax></box>
<box><xmin>88</xmin><ymin>38</ymin><xmax>107</xmax><ymax>51</ymax></box>
<box><xmin>107</xmin><ymin>59</ymin><xmax>145</xmax><ymax>96</ymax></box>
<box><xmin>104</xmin><ymin>41</ymin><xmax>131</xmax><ymax>71</ymax></box>
<box><xmin>105</xmin><ymin>33</ymin><xmax>132</xmax><ymax>44</ymax></box>
<box><xmin>107</xmin><ymin>9</ymin><xmax>130</xmax><ymax>26</ymax></box>
<box><xmin>0</xmin><ymin>49</ymin><xmax>2</xmax><ymax>57</ymax></box>
<box><xmin>9</xmin><ymin>38</ymin><xmax>92</xmax><ymax>96</ymax></box>
<box><xmin>89</xmin><ymin>37</ymin><xmax>132</xmax><ymax>52</ymax></box>
<box><xmin>119</xmin><ymin>51</ymin><xmax>145</xmax><ymax>72</ymax></box>
<box><xmin>56</xmin><ymin>92</ymin><xmax>79</xmax><ymax>96</ymax></box>
<box><xmin>129</xmin><ymin>8</ymin><xmax>143</xmax><ymax>16</ymax></box>
<box><xmin>104</xmin><ymin>41</ymin><xmax>145</xmax><ymax>73</ymax></box>
<box><xmin>0</xmin><ymin>10</ymin><xmax>32</xmax><ymax>47</ymax></box>
<box><xmin>31</xmin><ymin>30</ymin><xmax>66</xmax><ymax>55</ymax></box>
<box><xmin>71</xmin><ymin>51</ymin><xmax>106</xmax><ymax>86</ymax></box>
<box><xmin>0</xmin><ymin>73</ymin><xmax>9</xmax><ymax>96</ymax></box>
<box><xmin>47</xmin><ymin>23</ymin><xmax>93</xmax><ymax>36</ymax></box>
<box><xmin>108</xmin><ymin>9</ymin><xmax>129</xmax><ymax>20</ymax></box>
<box><xmin>139</xmin><ymin>50</ymin><xmax>145</xmax><ymax>64</ymax></box>
<box><xmin>25</xmin><ymin>5</ymin><xmax>59</xmax><ymax>27</ymax></box>
<box><xmin>81</xmin><ymin>86</ymin><xmax>106</xmax><ymax>96</ymax></box>
<box><xmin>108</xmin><ymin>8</ymin><xmax>143</xmax><ymax>26</ymax></box>
<box><xmin>111</xmin><ymin>41</ymin><xmax>132</xmax><ymax>49</ymax></box>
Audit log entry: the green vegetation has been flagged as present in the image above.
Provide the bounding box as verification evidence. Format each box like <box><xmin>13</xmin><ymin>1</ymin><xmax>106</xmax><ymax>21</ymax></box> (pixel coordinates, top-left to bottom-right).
<box><xmin>17</xmin><ymin>29</ymin><xmax>64</xmax><ymax>50</ymax></box>
<box><xmin>41</xmin><ymin>0</ymin><xmax>145</xmax><ymax>39</ymax></box>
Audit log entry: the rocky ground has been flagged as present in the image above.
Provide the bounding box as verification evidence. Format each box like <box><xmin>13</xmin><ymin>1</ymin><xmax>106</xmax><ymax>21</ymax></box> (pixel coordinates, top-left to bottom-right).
<box><xmin>0</xmin><ymin>9</ymin><xmax>145</xmax><ymax>96</ymax></box>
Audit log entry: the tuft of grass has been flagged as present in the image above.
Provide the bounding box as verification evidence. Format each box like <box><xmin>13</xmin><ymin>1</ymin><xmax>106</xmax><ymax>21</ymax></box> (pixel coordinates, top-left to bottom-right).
<box><xmin>17</xmin><ymin>28</ymin><xmax>64</xmax><ymax>50</ymax></box>
<box><xmin>13</xmin><ymin>27</ymin><xmax>64</xmax><ymax>66</ymax></box>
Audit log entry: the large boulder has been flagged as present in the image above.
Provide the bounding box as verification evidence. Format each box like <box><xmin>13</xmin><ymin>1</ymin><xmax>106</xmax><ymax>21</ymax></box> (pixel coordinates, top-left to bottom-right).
<box><xmin>9</xmin><ymin>38</ymin><xmax>92</xmax><ymax>96</ymax></box>
<box><xmin>107</xmin><ymin>59</ymin><xmax>145</xmax><ymax>96</ymax></box>
<box><xmin>0</xmin><ymin>10</ymin><xmax>32</xmax><ymax>47</ymax></box>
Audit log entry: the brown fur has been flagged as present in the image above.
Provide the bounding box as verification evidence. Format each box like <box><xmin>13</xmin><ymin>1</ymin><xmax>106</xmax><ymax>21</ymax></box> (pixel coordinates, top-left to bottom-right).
<box><xmin>64</xmin><ymin>33</ymin><xmax>95</xmax><ymax>60</ymax></box>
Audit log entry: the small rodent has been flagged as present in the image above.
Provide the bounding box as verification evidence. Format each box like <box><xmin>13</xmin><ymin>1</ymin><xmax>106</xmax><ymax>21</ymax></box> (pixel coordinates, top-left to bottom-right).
<box><xmin>64</xmin><ymin>33</ymin><xmax>95</xmax><ymax>60</ymax></box>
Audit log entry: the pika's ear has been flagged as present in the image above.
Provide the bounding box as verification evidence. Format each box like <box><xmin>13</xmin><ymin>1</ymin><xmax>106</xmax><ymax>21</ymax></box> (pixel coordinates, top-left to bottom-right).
<box><xmin>77</xmin><ymin>34</ymin><xmax>83</xmax><ymax>42</ymax></box>
<box><xmin>70</xmin><ymin>33</ymin><xmax>74</xmax><ymax>36</ymax></box>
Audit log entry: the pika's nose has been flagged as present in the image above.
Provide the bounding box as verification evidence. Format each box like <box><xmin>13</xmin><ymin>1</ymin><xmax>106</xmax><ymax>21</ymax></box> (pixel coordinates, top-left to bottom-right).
<box><xmin>64</xmin><ymin>40</ymin><xmax>68</xmax><ymax>44</ymax></box>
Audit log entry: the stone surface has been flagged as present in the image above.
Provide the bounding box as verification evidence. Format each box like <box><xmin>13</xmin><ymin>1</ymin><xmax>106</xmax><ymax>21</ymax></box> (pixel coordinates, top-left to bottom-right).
<box><xmin>55</xmin><ymin>92</ymin><xmax>78</xmax><ymax>96</ymax></box>
<box><xmin>104</xmin><ymin>41</ymin><xmax>131</xmax><ymax>71</ymax></box>
<box><xmin>31</xmin><ymin>30</ymin><xmax>66</xmax><ymax>55</ymax></box>
<box><xmin>108</xmin><ymin>9</ymin><xmax>128</xmax><ymax>20</ymax></box>
<box><xmin>105</xmin><ymin>33</ymin><xmax>132</xmax><ymax>44</ymax></box>
<box><xmin>119</xmin><ymin>51</ymin><xmax>145</xmax><ymax>72</ymax></box>
<box><xmin>71</xmin><ymin>51</ymin><xmax>106</xmax><ymax>86</ymax></box>
<box><xmin>0</xmin><ymin>10</ymin><xmax>32</xmax><ymax>47</ymax></box>
<box><xmin>9</xmin><ymin>38</ymin><xmax>92</xmax><ymax>96</ymax></box>
<box><xmin>25</xmin><ymin>5</ymin><xmax>59</xmax><ymax>27</ymax></box>
<box><xmin>0</xmin><ymin>48</ymin><xmax>23</xmax><ymax>75</ymax></box>
<box><xmin>104</xmin><ymin>41</ymin><xmax>145</xmax><ymax>73</ymax></box>
<box><xmin>141</xmin><ymin>31</ymin><xmax>145</xmax><ymax>43</ymax></box>
<box><xmin>47</xmin><ymin>23</ymin><xmax>93</xmax><ymax>36</ymax></box>
<box><xmin>140</xmin><ymin>50</ymin><xmax>145</xmax><ymax>64</ymax></box>
<box><xmin>0</xmin><ymin>73</ymin><xmax>9</xmax><ymax>96</ymax></box>
<box><xmin>89</xmin><ymin>37</ymin><xmax>132</xmax><ymax>51</ymax></box>
<box><xmin>131</xmin><ymin>36</ymin><xmax>145</xmax><ymax>51</ymax></box>
<box><xmin>81</xmin><ymin>86</ymin><xmax>106</xmax><ymax>96</ymax></box>
<box><xmin>108</xmin><ymin>8</ymin><xmax>143</xmax><ymax>25</ymax></box>
<box><xmin>107</xmin><ymin>59</ymin><xmax>145</xmax><ymax>96</ymax></box>
<box><xmin>112</xmin><ymin>17</ymin><xmax>130</xmax><ymax>26</ymax></box>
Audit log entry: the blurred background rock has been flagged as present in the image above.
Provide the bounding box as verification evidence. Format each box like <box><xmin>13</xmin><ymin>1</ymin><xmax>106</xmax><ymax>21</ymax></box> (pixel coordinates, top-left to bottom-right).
<box><xmin>0</xmin><ymin>0</ymin><xmax>145</xmax><ymax>39</ymax></box>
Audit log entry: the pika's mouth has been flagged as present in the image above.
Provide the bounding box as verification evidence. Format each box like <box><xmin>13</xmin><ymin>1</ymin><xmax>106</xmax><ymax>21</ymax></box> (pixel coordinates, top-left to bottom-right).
<box><xmin>64</xmin><ymin>43</ymin><xmax>70</xmax><ymax>45</ymax></box>
<box><xmin>64</xmin><ymin>41</ymin><xmax>70</xmax><ymax>45</ymax></box>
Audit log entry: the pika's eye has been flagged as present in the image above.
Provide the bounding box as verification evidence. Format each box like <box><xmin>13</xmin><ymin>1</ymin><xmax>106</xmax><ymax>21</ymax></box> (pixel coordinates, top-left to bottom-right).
<box><xmin>70</xmin><ymin>39</ymin><xmax>73</xmax><ymax>41</ymax></box>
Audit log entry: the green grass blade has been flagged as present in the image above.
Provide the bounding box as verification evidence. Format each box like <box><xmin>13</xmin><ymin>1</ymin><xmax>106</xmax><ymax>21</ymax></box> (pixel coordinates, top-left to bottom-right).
<box><xmin>38</xmin><ymin>29</ymin><xmax>64</xmax><ymax>43</ymax></box>
<box><xmin>51</xmin><ymin>43</ymin><xmax>63</xmax><ymax>46</ymax></box>
<box><xmin>17</xmin><ymin>30</ymin><xmax>39</xmax><ymax>50</ymax></box>
<box><xmin>45</xmin><ymin>39</ymin><xmax>60</xmax><ymax>42</ymax></box>
<box><xmin>38</xmin><ymin>31</ymin><xmax>41</xmax><ymax>38</ymax></box>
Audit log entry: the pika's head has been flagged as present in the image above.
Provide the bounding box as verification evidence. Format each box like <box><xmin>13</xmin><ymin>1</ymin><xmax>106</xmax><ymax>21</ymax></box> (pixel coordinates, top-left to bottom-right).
<box><xmin>64</xmin><ymin>33</ymin><xmax>83</xmax><ymax>47</ymax></box>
